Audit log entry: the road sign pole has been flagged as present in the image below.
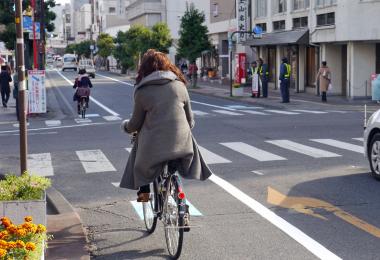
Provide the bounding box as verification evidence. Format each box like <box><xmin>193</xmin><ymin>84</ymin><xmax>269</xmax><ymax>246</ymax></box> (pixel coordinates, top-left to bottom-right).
<box><xmin>15</xmin><ymin>0</ymin><xmax>28</xmax><ymax>175</ymax></box>
<box><xmin>32</xmin><ymin>0</ymin><xmax>38</xmax><ymax>69</ymax></box>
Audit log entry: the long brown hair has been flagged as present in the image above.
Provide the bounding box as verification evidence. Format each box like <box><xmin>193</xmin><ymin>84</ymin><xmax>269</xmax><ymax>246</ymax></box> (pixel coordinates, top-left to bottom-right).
<box><xmin>136</xmin><ymin>49</ymin><xmax>187</xmax><ymax>85</ymax></box>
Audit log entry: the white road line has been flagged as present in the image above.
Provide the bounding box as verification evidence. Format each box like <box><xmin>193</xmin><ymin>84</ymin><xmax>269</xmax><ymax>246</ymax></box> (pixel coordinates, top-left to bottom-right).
<box><xmin>221</xmin><ymin>142</ymin><xmax>286</xmax><ymax>161</ymax></box>
<box><xmin>212</xmin><ymin>110</ymin><xmax>244</xmax><ymax>116</ymax></box>
<box><xmin>327</xmin><ymin>110</ymin><xmax>348</xmax><ymax>114</ymax></box>
<box><xmin>96</xmin><ymin>73</ymin><xmax>134</xmax><ymax>86</ymax></box>
<box><xmin>265</xmin><ymin>110</ymin><xmax>300</xmax><ymax>115</ymax></box>
<box><xmin>192</xmin><ymin>110</ymin><xmax>210</xmax><ymax>116</ymax></box>
<box><xmin>111</xmin><ymin>182</ymin><xmax>120</xmax><ymax>187</ymax></box>
<box><xmin>28</xmin><ymin>153</ymin><xmax>54</xmax><ymax>177</ymax></box>
<box><xmin>0</xmin><ymin>122</ymin><xmax>110</xmax><ymax>134</ymax></box>
<box><xmin>190</xmin><ymin>100</ymin><xmax>238</xmax><ymax>111</ymax></box>
<box><xmin>13</xmin><ymin>123</ymin><xmax>30</xmax><ymax>128</ymax></box>
<box><xmin>266</xmin><ymin>140</ymin><xmax>341</xmax><ymax>158</ymax></box>
<box><xmin>291</xmin><ymin>110</ymin><xmax>328</xmax><ymax>114</ymax></box>
<box><xmin>76</xmin><ymin>149</ymin><xmax>116</xmax><ymax>173</ymax></box>
<box><xmin>198</xmin><ymin>146</ymin><xmax>231</xmax><ymax>164</ymax></box>
<box><xmin>45</xmin><ymin>120</ymin><xmax>61</xmax><ymax>127</ymax></box>
<box><xmin>55</xmin><ymin>70</ymin><xmax>120</xmax><ymax>116</ymax></box>
<box><xmin>208</xmin><ymin>174</ymin><xmax>341</xmax><ymax>260</ymax></box>
<box><xmin>103</xmin><ymin>115</ymin><xmax>122</xmax><ymax>121</ymax></box>
<box><xmin>240</xmin><ymin>110</ymin><xmax>269</xmax><ymax>115</ymax></box>
<box><xmin>311</xmin><ymin>139</ymin><xmax>363</xmax><ymax>154</ymax></box>
<box><xmin>125</xmin><ymin>148</ymin><xmax>132</xmax><ymax>153</ymax></box>
<box><xmin>251</xmin><ymin>170</ymin><xmax>264</xmax><ymax>176</ymax></box>
<box><xmin>226</xmin><ymin>105</ymin><xmax>264</xmax><ymax>110</ymax></box>
<box><xmin>84</xmin><ymin>113</ymin><xmax>100</xmax><ymax>118</ymax></box>
<box><xmin>75</xmin><ymin>118</ymin><xmax>92</xmax><ymax>124</ymax></box>
<box><xmin>353</xmin><ymin>137</ymin><xmax>364</xmax><ymax>142</ymax></box>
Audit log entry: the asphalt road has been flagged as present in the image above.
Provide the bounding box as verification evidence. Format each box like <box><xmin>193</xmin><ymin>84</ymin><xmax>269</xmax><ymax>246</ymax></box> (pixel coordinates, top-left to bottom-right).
<box><xmin>0</xmin><ymin>69</ymin><xmax>378</xmax><ymax>260</ymax></box>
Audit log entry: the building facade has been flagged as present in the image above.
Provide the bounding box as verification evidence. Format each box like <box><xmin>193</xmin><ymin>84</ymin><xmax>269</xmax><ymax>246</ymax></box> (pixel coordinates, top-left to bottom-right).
<box><xmin>246</xmin><ymin>0</ymin><xmax>380</xmax><ymax>98</ymax></box>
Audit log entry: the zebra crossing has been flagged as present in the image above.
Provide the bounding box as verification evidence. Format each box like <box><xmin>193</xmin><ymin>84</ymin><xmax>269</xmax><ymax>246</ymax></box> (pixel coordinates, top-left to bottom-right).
<box><xmin>24</xmin><ymin>137</ymin><xmax>364</xmax><ymax>178</ymax></box>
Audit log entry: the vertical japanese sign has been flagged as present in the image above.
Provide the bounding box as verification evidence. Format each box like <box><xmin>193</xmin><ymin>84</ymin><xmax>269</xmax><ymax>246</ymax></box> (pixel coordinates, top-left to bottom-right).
<box><xmin>234</xmin><ymin>53</ymin><xmax>246</xmax><ymax>84</ymax></box>
<box><xmin>28</xmin><ymin>70</ymin><xmax>46</xmax><ymax>113</ymax></box>
<box><xmin>237</xmin><ymin>0</ymin><xmax>248</xmax><ymax>42</ymax></box>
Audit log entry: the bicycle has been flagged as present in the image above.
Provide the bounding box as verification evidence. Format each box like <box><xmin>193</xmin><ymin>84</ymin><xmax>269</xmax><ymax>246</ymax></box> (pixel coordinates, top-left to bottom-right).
<box><xmin>78</xmin><ymin>96</ymin><xmax>87</xmax><ymax>119</ymax></box>
<box><xmin>142</xmin><ymin>161</ymin><xmax>190</xmax><ymax>259</ymax></box>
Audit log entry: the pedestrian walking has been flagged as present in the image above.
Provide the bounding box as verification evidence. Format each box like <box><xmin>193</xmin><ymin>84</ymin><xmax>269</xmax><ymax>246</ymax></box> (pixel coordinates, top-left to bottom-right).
<box><xmin>248</xmin><ymin>61</ymin><xmax>260</xmax><ymax>98</ymax></box>
<box><xmin>188</xmin><ymin>63</ymin><xmax>198</xmax><ymax>86</ymax></box>
<box><xmin>0</xmin><ymin>65</ymin><xmax>12</xmax><ymax>108</ymax></box>
<box><xmin>258</xmin><ymin>58</ymin><xmax>269</xmax><ymax>98</ymax></box>
<box><xmin>13</xmin><ymin>72</ymin><xmax>19</xmax><ymax>121</ymax></box>
<box><xmin>316</xmin><ymin>61</ymin><xmax>331</xmax><ymax>102</ymax></box>
<box><xmin>279</xmin><ymin>57</ymin><xmax>291</xmax><ymax>103</ymax></box>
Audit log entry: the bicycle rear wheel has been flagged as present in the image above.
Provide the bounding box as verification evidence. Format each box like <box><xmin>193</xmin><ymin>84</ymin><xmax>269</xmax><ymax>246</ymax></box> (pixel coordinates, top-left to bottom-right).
<box><xmin>163</xmin><ymin>176</ymin><xmax>184</xmax><ymax>259</ymax></box>
<box><xmin>143</xmin><ymin>181</ymin><xmax>158</xmax><ymax>233</ymax></box>
<box><xmin>80</xmin><ymin>98</ymin><xmax>86</xmax><ymax>119</ymax></box>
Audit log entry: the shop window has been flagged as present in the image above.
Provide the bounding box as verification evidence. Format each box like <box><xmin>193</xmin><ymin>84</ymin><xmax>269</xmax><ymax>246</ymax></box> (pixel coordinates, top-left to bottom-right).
<box><xmin>109</xmin><ymin>7</ymin><xmax>116</xmax><ymax>13</ymax></box>
<box><xmin>376</xmin><ymin>44</ymin><xmax>380</xmax><ymax>73</ymax></box>
<box><xmin>256</xmin><ymin>23</ymin><xmax>267</xmax><ymax>32</ymax></box>
<box><xmin>273</xmin><ymin>20</ymin><xmax>286</xmax><ymax>31</ymax></box>
<box><xmin>293</xmin><ymin>17</ymin><xmax>308</xmax><ymax>28</ymax></box>
<box><xmin>317</xmin><ymin>12</ymin><xmax>335</xmax><ymax>26</ymax></box>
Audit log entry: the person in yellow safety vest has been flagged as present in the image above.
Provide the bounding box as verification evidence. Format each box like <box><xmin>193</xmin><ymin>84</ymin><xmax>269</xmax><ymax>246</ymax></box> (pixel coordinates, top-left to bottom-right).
<box><xmin>279</xmin><ymin>57</ymin><xmax>291</xmax><ymax>103</ymax></box>
<box><xmin>258</xmin><ymin>58</ymin><xmax>269</xmax><ymax>98</ymax></box>
<box><xmin>248</xmin><ymin>61</ymin><xmax>260</xmax><ymax>98</ymax></box>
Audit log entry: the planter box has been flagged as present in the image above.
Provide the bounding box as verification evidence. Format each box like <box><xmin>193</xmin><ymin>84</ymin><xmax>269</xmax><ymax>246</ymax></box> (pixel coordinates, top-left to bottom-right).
<box><xmin>0</xmin><ymin>193</ymin><xmax>46</xmax><ymax>226</ymax></box>
<box><xmin>232</xmin><ymin>87</ymin><xmax>244</xmax><ymax>97</ymax></box>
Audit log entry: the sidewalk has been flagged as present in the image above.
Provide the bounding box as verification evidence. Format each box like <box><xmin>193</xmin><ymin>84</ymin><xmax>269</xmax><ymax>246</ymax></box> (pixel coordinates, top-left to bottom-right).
<box><xmin>0</xmin><ymin>97</ymin><xmax>18</xmax><ymax>125</ymax></box>
<box><xmin>190</xmin><ymin>79</ymin><xmax>378</xmax><ymax>111</ymax></box>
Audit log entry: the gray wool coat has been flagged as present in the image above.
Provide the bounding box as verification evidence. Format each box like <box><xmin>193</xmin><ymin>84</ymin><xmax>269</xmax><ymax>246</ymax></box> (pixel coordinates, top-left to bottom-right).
<box><xmin>120</xmin><ymin>71</ymin><xmax>213</xmax><ymax>190</ymax></box>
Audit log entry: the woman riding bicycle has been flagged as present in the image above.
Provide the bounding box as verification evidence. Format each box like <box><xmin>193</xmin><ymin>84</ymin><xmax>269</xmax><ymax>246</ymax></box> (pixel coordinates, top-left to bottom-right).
<box><xmin>120</xmin><ymin>49</ymin><xmax>212</xmax><ymax>202</ymax></box>
<box><xmin>73</xmin><ymin>69</ymin><xmax>93</xmax><ymax>114</ymax></box>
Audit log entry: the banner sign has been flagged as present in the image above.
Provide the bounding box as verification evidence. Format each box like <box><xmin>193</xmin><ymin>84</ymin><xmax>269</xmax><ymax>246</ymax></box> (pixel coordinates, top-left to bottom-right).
<box><xmin>23</xmin><ymin>16</ymin><xmax>40</xmax><ymax>33</ymax></box>
<box><xmin>234</xmin><ymin>53</ymin><xmax>246</xmax><ymax>84</ymax></box>
<box><xmin>237</xmin><ymin>0</ymin><xmax>248</xmax><ymax>42</ymax></box>
<box><xmin>28</xmin><ymin>70</ymin><xmax>46</xmax><ymax>113</ymax></box>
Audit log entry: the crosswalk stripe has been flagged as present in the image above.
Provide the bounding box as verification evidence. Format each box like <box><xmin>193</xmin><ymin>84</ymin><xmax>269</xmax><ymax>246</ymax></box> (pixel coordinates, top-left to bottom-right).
<box><xmin>265</xmin><ymin>110</ymin><xmax>300</xmax><ymax>115</ymax></box>
<box><xmin>130</xmin><ymin>199</ymin><xmax>202</xmax><ymax>220</ymax></box>
<box><xmin>13</xmin><ymin>123</ymin><xmax>30</xmax><ymax>128</ymax></box>
<box><xmin>240</xmin><ymin>110</ymin><xmax>269</xmax><ymax>115</ymax></box>
<box><xmin>125</xmin><ymin>148</ymin><xmax>132</xmax><ymax>153</ymax></box>
<box><xmin>291</xmin><ymin>110</ymin><xmax>327</xmax><ymax>114</ymax></box>
<box><xmin>76</xmin><ymin>149</ymin><xmax>116</xmax><ymax>173</ymax></box>
<box><xmin>45</xmin><ymin>120</ymin><xmax>61</xmax><ymax>127</ymax></box>
<box><xmin>198</xmin><ymin>146</ymin><xmax>231</xmax><ymax>164</ymax></box>
<box><xmin>28</xmin><ymin>153</ymin><xmax>54</xmax><ymax>176</ymax></box>
<box><xmin>266</xmin><ymin>140</ymin><xmax>341</xmax><ymax>158</ymax></box>
<box><xmin>75</xmin><ymin>118</ymin><xmax>92</xmax><ymax>124</ymax></box>
<box><xmin>353</xmin><ymin>138</ymin><xmax>364</xmax><ymax>142</ymax></box>
<box><xmin>112</xmin><ymin>182</ymin><xmax>120</xmax><ymax>187</ymax></box>
<box><xmin>220</xmin><ymin>142</ymin><xmax>286</xmax><ymax>161</ymax></box>
<box><xmin>84</xmin><ymin>113</ymin><xmax>100</xmax><ymax>118</ymax></box>
<box><xmin>212</xmin><ymin>110</ymin><xmax>244</xmax><ymax>116</ymax></box>
<box><xmin>103</xmin><ymin>115</ymin><xmax>122</xmax><ymax>121</ymax></box>
<box><xmin>311</xmin><ymin>139</ymin><xmax>363</xmax><ymax>154</ymax></box>
<box><xmin>225</xmin><ymin>105</ymin><xmax>264</xmax><ymax>110</ymax></box>
<box><xmin>192</xmin><ymin>110</ymin><xmax>209</xmax><ymax>116</ymax></box>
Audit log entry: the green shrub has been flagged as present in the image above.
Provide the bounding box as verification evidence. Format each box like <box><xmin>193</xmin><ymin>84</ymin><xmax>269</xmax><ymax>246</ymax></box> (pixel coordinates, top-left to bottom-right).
<box><xmin>0</xmin><ymin>174</ymin><xmax>51</xmax><ymax>201</ymax></box>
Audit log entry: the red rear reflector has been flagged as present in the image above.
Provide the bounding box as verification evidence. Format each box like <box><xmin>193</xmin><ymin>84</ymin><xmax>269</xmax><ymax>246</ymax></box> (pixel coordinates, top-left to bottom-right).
<box><xmin>178</xmin><ymin>192</ymin><xmax>185</xmax><ymax>200</ymax></box>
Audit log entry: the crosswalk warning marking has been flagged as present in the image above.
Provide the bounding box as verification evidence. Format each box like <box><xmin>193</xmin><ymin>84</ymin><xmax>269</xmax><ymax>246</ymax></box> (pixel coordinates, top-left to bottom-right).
<box><xmin>131</xmin><ymin>199</ymin><xmax>202</xmax><ymax>220</ymax></box>
<box><xmin>28</xmin><ymin>153</ymin><xmax>54</xmax><ymax>177</ymax></box>
<box><xmin>221</xmin><ymin>142</ymin><xmax>286</xmax><ymax>162</ymax></box>
<box><xmin>125</xmin><ymin>148</ymin><xmax>132</xmax><ymax>153</ymax></box>
<box><xmin>76</xmin><ymin>149</ymin><xmax>117</xmax><ymax>173</ymax></box>
<box><xmin>265</xmin><ymin>110</ymin><xmax>300</xmax><ymax>115</ymax></box>
<box><xmin>291</xmin><ymin>110</ymin><xmax>328</xmax><ymax>114</ymax></box>
<box><xmin>266</xmin><ymin>140</ymin><xmax>341</xmax><ymax>158</ymax></box>
<box><xmin>198</xmin><ymin>146</ymin><xmax>231</xmax><ymax>164</ymax></box>
<box><xmin>225</xmin><ymin>105</ymin><xmax>264</xmax><ymax>110</ymax></box>
<box><xmin>75</xmin><ymin>118</ymin><xmax>92</xmax><ymax>124</ymax></box>
<box><xmin>353</xmin><ymin>138</ymin><xmax>364</xmax><ymax>142</ymax></box>
<box><xmin>192</xmin><ymin>110</ymin><xmax>210</xmax><ymax>116</ymax></box>
<box><xmin>212</xmin><ymin>110</ymin><xmax>244</xmax><ymax>116</ymax></box>
<box><xmin>111</xmin><ymin>182</ymin><xmax>120</xmax><ymax>187</ymax></box>
<box><xmin>84</xmin><ymin>113</ymin><xmax>100</xmax><ymax>118</ymax></box>
<box><xmin>239</xmin><ymin>110</ymin><xmax>269</xmax><ymax>115</ymax></box>
<box><xmin>311</xmin><ymin>139</ymin><xmax>363</xmax><ymax>154</ymax></box>
<box><xmin>45</xmin><ymin>120</ymin><xmax>61</xmax><ymax>127</ymax></box>
<box><xmin>103</xmin><ymin>115</ymin><xmax>122</xmax><ymax>121</ymax></box>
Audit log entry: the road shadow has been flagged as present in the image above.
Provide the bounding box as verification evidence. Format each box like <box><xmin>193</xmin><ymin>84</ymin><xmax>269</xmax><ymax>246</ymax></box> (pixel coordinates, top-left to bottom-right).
<box><xmin>93</xmin><ymin>248</ymin><xmax>169</xmax><ymax>260</ymax></box>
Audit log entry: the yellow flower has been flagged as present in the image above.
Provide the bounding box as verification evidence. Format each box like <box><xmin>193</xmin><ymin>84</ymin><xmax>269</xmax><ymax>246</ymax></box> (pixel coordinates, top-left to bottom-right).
<box><xmin>0</xmin><ymin>248</ymin><xmax>7</xmax><ymax>257</ymax></box>
<box><xmin>15</xmin><ymin>228</ymin><xmax>27</xmax><ymax>237</ymax></box>
<box><xmin>6</xmin><ymin>225</ymin><xmax>17</xmax><ymax>235</ymax></box>
<box><xmin>21</xmin><ymin>222</ymin><xmax>37</xmax><ymax>233</ymax></box>
<box><xmin>0</xmin><ymin>240</ymin><xmax>8</xmax><ymax>249</ymax></box>
<box><xmin>7</xmin><ymin>241</ymin><xmax>16</xmax><ymax>249</ymax></box>
<box><xmin>1</xmin><ymin>217</ymin><xmax>11</xmax><ymax>228</ymax></box>
<box><xmin>25</xmin><ymin>242</ymin><xmax>36</xmax><ymax>251</ymax></box>
<box><xmin>15</xmin><ymin>240</ymin><xmax>25</xmax><ymax>249</ymax></box>
<box><xmin>24</xmin><ymin>216</ymin><xmax>33</xmax><ymax>222</ymax></box>
<box><xmin>36</xmin><ymin>224</ymin><xmax>46</xmax><ymax>234</ymax></box>
<box><xmin>0</xmin><ymin>231</ymin><xmax>8</xmax><ymax>240</ymax></box>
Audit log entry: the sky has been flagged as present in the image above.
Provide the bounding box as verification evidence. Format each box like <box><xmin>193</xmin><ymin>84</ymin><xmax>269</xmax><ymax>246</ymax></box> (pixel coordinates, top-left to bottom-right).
<box><xmin>56</xmin><ymin>0</ymin><xmax>70</xmax><ymax>5</ymax></box>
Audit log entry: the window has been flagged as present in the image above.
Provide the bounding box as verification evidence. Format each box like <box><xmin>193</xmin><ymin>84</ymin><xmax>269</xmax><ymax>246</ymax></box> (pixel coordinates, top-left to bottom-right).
<box><xmin>293</xmin><ymin>0</ymin><xmax>310</xmax><ymax>10</ymax></box>
<box><xmin>316</xmin><ymin>0</ymin><xmax>337</xmax><ymax>7</ymax></box>
<box><xmin>109</xmin><ymin>7</ymin><xmax>116</xmax><ymax>13</ymax></box>
<box><xmin>212</xmin><ymin>3</ymin><xmax>219</xmax><ymax>17</ymax></box>
<box><xmin>273</xmin><ymin>20</ymin><xmax>286</xmax><ymax>31</ymax></box>
<box><xmin>376</xmin><ymin>44</ymin><xmax>380</xmax><ymax>74</ymax></box>
<box><xmin>256</xmin><ymin>0</ymin><xmax>267</xmax><ymax>17</ymax></box>
<box><xmin>256</xmin><ymin>23</ymin><xmax>267</xmax><ymax>32</ymax></box>
<box><xmin>293</xmin><ymin>16</ymin><xmax>308</xmax><ymax>28</ymax></box>
<box><xmin>317</xmin><ymin>12</ymin><xmax>335</xmax><ymax>26</ymax></box>
<box><xmin>273</xmin><ymin>0</ymin><xmax>287</xmax><ymax>14</ymax></box>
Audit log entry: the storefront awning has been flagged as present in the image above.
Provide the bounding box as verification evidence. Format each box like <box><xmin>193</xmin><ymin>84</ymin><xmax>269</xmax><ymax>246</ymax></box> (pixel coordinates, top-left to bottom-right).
<box><xmin>244</xmin><ymin>29</ymin><xmax>309</xmax><ymax>46</ymax></box>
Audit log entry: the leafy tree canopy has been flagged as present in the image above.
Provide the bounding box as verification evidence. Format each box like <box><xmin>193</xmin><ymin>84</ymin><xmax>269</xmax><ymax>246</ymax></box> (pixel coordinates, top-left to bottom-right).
<box><xmin>97</xmin><ymin>33</ymin><xmax>115</xmax><ymax>58</ymax></box>
<box><xmin>65</xmin><ymin>40</ymin><xmax>94</xmax><ymax>58</ymax></box>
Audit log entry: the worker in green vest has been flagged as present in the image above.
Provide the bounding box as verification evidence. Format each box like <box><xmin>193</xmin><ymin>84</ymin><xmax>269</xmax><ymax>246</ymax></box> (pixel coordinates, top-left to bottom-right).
<box><xmin>258</xmin><ymin>58</ymin><xmax>269</xmax><ymax>98</ymax></box>
<box><xmin>279</xmin><ymin>57</ymin><xmax>291</xmax><ymax>103</ymax></box>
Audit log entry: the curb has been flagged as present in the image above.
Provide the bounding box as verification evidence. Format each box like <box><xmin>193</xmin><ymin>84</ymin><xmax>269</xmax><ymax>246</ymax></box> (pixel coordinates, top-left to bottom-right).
<box><xmin>46</xmin><ymin>187</ymin><xmax>90</xmax><ymax>260</ymax></box>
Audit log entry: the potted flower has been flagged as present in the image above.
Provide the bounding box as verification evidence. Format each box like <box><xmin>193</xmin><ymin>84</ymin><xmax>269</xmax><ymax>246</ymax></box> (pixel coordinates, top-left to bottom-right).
<box><xmin>232</xmin><ymin>82</ymin><xmax>244</xmax><ymax>96</ymax></box>
<box><xmin>0</xmin><ymin>173</ymin><xmax>51</xmax><ymax>226</ymax></box>
<box><xmin>0</xmin><ymin>216</ymin><xmax>49</xmax><ymax>259</ymax></box>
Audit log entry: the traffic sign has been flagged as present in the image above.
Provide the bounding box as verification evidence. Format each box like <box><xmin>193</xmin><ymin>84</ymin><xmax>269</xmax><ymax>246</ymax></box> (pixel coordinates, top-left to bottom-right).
<box><xmin>29</xmin><ymin>32</ymin><xmax>40</xmax><ymax>40</ymax></box>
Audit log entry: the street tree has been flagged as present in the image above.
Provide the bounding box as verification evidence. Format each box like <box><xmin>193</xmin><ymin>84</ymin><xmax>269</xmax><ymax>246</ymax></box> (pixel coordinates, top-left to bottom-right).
<box><xmin>65</xmin><ymin>40</ymin><xmax>93</xmax><ymax>58</ymax></box>
<box><xmin>150</xmin><ymin>22</ymin><xmax>172</xmax><ymax>53</ymax></box>
<box><xmin>97</xmin><ymin>33</ymin><xmax>114</xmax><ymax>67</ymax></box>
<box><xmin>177</xmin><ymin>3</ymin><xmax>211</xmax><ymax>86</ymax></box>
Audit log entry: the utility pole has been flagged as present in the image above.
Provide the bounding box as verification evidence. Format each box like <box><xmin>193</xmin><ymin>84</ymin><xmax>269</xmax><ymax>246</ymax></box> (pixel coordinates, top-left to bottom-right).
<box><xmin>39</xmin><ymin>0</ymin><xmax>45</xmax><ymax>70</ymax></box>
<box><xmin>15</xmin><ymin>0</ymin><xmax>28</xmax><ymax>175</ymax></box>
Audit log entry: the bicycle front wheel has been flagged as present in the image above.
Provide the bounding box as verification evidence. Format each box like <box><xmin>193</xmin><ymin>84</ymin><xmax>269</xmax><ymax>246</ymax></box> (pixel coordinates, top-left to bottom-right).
<box><xmin>163</xmin><ymin>176</ymin><xmax>184</xmax><ymax>259</ymax></box>
<box><xmin>143</xmin><ymin>181</ymin><xmax>158</xmax><ymax>233</ymax></box>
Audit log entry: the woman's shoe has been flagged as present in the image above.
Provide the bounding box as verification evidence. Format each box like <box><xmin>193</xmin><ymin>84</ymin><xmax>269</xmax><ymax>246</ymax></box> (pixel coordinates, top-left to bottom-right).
<box><xmin>137</xmin><ymin>192</ymin><xmax>150</xmax><ymax>202</ymax></box>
